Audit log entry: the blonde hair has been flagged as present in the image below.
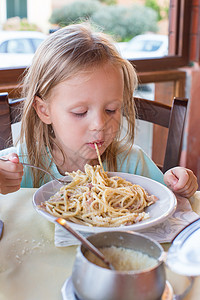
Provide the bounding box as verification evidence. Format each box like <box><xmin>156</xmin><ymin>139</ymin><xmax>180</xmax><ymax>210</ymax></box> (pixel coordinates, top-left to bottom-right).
<box><xmin>20</xmin><ymin>23</ymin><xmax>138</xmax><ymax>187</ymax></box>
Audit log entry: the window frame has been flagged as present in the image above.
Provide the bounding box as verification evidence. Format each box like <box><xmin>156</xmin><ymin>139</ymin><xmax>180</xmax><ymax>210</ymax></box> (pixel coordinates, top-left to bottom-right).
<box><xmin>0</xmin><ymin>0</ymin><xmax>192</xmax><ymax>86</ymax></box>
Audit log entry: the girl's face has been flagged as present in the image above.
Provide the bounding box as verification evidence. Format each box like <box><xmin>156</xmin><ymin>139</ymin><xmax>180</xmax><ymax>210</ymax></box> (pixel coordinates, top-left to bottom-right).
<box><xmin>35</xmin><ymin>63</ymin><xmax>124</xmax><ymax>171</ymax></box>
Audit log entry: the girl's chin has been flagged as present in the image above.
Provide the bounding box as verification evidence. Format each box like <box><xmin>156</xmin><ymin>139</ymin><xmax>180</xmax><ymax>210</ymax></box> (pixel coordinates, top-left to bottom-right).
<box><xmin>83</xmin><ymin>155</ymin><xmax>99</xmax><ymax>162</ymax></box>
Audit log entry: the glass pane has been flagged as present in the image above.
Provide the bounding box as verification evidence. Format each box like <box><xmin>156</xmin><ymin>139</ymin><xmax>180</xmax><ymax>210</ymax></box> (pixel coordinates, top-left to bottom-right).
<box><xmin>114</xmin><ymin>0</ymin><xmax>170</xmax><ymax>60</ymax></box>
<box><xmin>31</xmin><ymin>38</ymin><xmax>45</xmax><ymax>50</ymax></box>
<box><xmin>0</xmin><ymin>41</ymin><xmax>7</xmax><ymax>53</ymax></box>
<box><xmin>0</xmin><ymin>32</ymin><xmax>46</xmax><ymax>68</ymax></box>
<box><xmin>7</xmin><ymin>39</ymin><xmax>33</xmax><ymax>53</ymax></box>
<box><xmin>0</xmin><ymin>0</ymin><xmax>174</xmax><ymax>69</ymax></box>
<box><xmin>116</xmin><ymin>34</ymin><xmax>169</xmax><ymax>59</ymax></box>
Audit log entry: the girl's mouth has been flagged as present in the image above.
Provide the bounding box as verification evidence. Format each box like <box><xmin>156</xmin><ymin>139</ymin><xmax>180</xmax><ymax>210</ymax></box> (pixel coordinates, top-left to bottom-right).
<box><xmin>88</xmin><ymin>141</ymin><xmax>104</xmax><ymax>149</ymax></box>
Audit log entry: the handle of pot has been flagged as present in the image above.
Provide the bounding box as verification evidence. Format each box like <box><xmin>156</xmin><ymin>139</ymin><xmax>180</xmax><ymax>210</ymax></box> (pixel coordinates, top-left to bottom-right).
<box><xmin>173</xmin><ymin>276</ymin><xmax>195</xmax><ymax>300</ymax></box>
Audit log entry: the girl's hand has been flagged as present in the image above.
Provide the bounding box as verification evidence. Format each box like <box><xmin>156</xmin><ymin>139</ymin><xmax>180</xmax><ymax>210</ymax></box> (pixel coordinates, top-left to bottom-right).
<box><xmin>164</xmin><ymin>167</ymin><xmax>198</xmax><ymax>198</ymax></box>
<box><xmin>0</xmin><ymin>153</ymin><xmax>23</xmax><ymax>195</ymax></box>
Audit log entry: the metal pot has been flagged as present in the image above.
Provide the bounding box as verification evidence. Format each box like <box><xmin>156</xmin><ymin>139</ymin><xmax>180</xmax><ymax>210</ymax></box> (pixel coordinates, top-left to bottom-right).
<box><xmin>72</xmin><ymin>231</ymin><xmax>166</xmax><ymax>300</ymax></box>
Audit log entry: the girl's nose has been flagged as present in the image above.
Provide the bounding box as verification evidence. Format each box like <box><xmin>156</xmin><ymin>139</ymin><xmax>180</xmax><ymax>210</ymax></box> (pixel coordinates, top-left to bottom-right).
<box><xmin>89</xmin><ymin>112</ymin><xmax>106</xmax><ymax>131</ymax></box>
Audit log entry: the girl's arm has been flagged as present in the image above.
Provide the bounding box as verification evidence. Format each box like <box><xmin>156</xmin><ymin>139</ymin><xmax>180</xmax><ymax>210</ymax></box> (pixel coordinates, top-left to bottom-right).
<box><xmin>164</xmin><ymin>167</ymin><xmax>198</xmax><ymax>198</ymax></box>
<box><xmin>0</xmin><ymin>153</ymin><xmax>23</xmax><ymax>194</ymax></box>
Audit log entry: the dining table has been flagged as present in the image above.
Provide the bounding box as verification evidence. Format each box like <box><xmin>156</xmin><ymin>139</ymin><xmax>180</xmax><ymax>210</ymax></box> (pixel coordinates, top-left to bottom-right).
<box><xmin>0</xmin><ymin>188</ymin><xmax>200</xmax><ymax>300</ymax></box>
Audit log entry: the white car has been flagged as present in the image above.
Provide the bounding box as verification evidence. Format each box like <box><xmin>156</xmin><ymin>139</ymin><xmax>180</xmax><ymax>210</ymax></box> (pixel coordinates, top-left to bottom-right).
<box><xmin>0</xmin><ymin>31</ymin><xmax>47</xmax><ymax>69</ymax></box>
<box><xmin>116</xmin><ymin>33</ymin><xmax>168</xmax><ymax>60</ymax></box>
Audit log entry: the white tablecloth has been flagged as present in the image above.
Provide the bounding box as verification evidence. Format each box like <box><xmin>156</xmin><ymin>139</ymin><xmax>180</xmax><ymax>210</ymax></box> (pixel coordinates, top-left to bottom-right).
<box><xmin>0</xmin><ymin>189</ymin><xmax>200</xmax><ymax>300</ymax></box>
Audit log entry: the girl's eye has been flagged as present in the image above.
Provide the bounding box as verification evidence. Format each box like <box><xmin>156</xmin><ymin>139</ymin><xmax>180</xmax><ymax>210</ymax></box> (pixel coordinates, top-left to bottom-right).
<box><xmin>106</xmin><ymin>109</ymin><xmax>117</xmax><ymax>115</ymax></box>
<box><xmin>72</xmin><ymin>111</ymin><xmax>87</xmax><ymax>118</ymax></box>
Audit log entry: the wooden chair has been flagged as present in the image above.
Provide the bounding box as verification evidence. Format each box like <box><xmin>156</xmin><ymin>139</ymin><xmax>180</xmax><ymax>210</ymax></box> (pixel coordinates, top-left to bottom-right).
<box><xmin>133</xmin><ymin>96</ymin><xmax>188</xmax><ymax>173</ymax></box>
<box><xmin>0</xmin><ymin>92</ymin><xmax>188</xmax><ymax>173</ymax></box>
<box><xmin>0</xmin><ymin>92</ymin><xmax>23</xmax><ymax>150</ymax></box>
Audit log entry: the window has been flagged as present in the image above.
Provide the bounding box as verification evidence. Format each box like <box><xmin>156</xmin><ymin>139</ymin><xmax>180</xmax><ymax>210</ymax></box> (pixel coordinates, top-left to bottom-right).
<box><xmin>31</xmin><ymin>38</ymin><xmax>45</xmax><ymax>51</ymax></box>
<box><xmin>7</xmin><ymin>39</ymin><xmax>33</xmax><ymax>54</ymax></box>
<box><xmin>0</xmin><ymin>0</ymin><xmax>195</xmax><ymax>84</ymax></box>
<box><xmin>7</xmin><ymin>0</ymin><xmax>27</xmax><ymax>19</ymax></box>
<box><xmin>137</xmin><ymin>41</ymin><xmax>163</xmax><ymax>52</ymax></box>
<box><xmin>129</xmin><ymin>0</ymin><xmax>192</xmax><ymax>72</ymax></box>
<box><xmin>0</xmin><ymin>42</ymin><xmax>7</xmax><ymax>53</ymax></box>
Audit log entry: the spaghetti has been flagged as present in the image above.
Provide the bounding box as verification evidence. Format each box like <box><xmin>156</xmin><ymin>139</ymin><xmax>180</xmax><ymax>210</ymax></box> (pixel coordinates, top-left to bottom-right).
<box><xmin>40</xmin><ymin>145</ymin><xmax>158</xmax><ymax>227</ymax></box>
<box><xmin>94</xmin><ymin>143</ymin><xmax>104</xmax><ymax>172</ymax></box>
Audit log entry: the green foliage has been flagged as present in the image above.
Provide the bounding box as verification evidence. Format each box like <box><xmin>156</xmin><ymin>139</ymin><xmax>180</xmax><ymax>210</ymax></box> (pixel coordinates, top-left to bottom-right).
<box><xmin>91</xmin><ymin>5</ymin><xmax>158</xmax><ymax>41</ymax></box>
<box><xmin>3</xmin><ymin>17</ymin><xmax>41</xmax><ymax>31</ymax></box>
<box><xmin>49</xmin><ymin>0</ymin><xmax>101</xmax><ymax>26</ymax></box>
<box><xmin>99</xmin><ymin>0</ymin><xmax>117</xmax><ymax>4</ymax></box>
<box><xmin>145</xmin><ymin>0</ymin><xmax>162</xmax><ymax>21</ymax></box>
<box><xmin>49</xmin><ymin>1</ymin><xmax>158</xmax><ymax>42</ymax></box>
<box><xmin>163</xmin><ymin>5</ymin><xmax>169</xmax><ymax>18</ymax></box>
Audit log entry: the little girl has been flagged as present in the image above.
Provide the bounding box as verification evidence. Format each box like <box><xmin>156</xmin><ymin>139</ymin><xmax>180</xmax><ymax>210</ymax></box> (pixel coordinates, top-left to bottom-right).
<box><xmin>0</xmin><ymin>23</ymin><xmax>197</xmax><ymax>197</ymax></box>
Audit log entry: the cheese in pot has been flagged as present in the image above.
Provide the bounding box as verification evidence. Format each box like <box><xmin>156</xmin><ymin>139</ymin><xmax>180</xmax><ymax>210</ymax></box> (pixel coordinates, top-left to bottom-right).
<box><xmin>85</xmin><ymin>246</ymin><xmax>158</xmax><ymax>271</ymax></box>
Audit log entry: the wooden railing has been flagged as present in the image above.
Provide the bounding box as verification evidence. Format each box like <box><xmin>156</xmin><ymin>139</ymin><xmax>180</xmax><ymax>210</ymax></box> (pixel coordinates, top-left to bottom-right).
<box><xmin>0</xmin><ymin>68</ymin><xmax>186</xmax><ymax>98</ymax></box>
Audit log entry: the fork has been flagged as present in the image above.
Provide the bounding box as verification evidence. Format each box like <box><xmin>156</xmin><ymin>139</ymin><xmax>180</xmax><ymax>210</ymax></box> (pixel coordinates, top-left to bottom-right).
<box><xmin>0</xmin><ymin>157</ymin><xmax>71</xmax><ymax>185</ymax></box>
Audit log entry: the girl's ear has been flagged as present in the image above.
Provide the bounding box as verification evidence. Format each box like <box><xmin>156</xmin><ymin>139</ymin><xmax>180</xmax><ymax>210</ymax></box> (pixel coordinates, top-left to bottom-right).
<box><xmin>33</xmin><ymin>96</ymin><xmax>52</xmax><ymax>124</ymax></box>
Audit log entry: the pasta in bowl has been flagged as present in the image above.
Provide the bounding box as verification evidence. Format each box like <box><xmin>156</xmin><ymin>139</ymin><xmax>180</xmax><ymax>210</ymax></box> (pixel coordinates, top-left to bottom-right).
<box><xmin>33</xmin><ymin>166</ymin><xmax>177</xmax><ymax>233</ymax></box>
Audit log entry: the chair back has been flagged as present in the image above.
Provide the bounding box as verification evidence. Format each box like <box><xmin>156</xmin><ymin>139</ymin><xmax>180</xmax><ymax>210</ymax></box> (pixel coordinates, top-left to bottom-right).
<box><xmin>134</xmin><ymin>96</ymin><xmax>188</xmax><ymax>172</ymax></box>
<box><xmin>0</xmin><ymin>92</ymin><xmax>23</xmax><ymax>150</ymax></box>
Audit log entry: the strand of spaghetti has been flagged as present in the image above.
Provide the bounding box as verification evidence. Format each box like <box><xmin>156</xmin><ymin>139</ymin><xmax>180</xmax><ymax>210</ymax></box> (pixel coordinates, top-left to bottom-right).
<box><xmin>94</xmin><ymin>143</ymin><xmax>104</xmax><ymax>172</ymax></box>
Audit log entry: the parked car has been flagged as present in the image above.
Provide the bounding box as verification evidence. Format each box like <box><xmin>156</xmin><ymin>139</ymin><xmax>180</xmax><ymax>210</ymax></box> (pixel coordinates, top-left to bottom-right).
<box><xmin>115</xmin><ymin>33</ymin><xmax>168</xmax><ymax>60</ymax></box>
<box><xmin>0</xmin><ymin>31</ymin><xmax>47</xmax><ymax>69</ymax></box>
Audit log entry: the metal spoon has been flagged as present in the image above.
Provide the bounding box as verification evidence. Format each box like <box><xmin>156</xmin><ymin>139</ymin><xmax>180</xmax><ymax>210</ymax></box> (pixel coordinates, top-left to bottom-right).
<box><xmin>0</xmin><ymin>157</ymin><xmax>70</xmax><ymax>185</ymax></box>
<box><xmin>56</xmin><ymin>218</ymin><xmax>115</xmax><ymax>270</ymax></box>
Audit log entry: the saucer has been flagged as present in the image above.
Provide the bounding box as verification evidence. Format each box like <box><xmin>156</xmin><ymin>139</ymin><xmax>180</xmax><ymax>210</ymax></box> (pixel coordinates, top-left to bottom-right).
<box><xmin>61</xmin><ymin>277</ymin><xmax>173</xmax><ymax>300</ymax></box>
<box><xmin>61</xmin><ymin>277</ymin><xmax>78</xmax><ymax>300</ymax></box>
